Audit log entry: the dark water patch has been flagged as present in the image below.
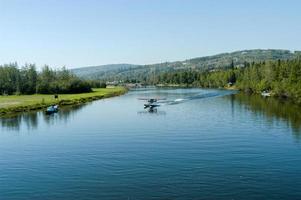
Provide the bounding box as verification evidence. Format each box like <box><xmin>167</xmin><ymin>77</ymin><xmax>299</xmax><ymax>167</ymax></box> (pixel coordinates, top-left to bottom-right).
<box><xmin>0</xmin><ymin>104</ymin><xmax>87</xmax><ymax>132</ymax></box>
<box><xmin>229</xmin><ymin>93</ymin><xmax>301</xmax><ymax>138</ymax></box>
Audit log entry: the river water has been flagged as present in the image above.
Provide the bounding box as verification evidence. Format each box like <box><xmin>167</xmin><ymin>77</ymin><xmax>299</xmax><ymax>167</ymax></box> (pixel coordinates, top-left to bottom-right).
<box><xmin>1</xmin><ymin>88</ymin><xmax>301</xmax><ymax>200</ymax></box>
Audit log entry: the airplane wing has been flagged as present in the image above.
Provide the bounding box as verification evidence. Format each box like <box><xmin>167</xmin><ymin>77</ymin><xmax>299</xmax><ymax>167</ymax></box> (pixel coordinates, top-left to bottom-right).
<box><xmin>138</xmin><ymin>97</ymin><xmax>166</xmax><ymax>101</ymax></box>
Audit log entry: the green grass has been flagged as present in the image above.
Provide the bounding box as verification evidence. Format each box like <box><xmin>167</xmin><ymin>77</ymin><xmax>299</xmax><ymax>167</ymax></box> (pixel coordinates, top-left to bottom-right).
<box><xmin>0</xmin><ymin>87</ymin><xmax>127</xmax><ymax>115</ymax></box>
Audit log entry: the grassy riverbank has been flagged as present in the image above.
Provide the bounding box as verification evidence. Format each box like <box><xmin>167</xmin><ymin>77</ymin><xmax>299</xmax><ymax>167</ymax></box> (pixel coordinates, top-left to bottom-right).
<box><xmin>0</xmin><ymin>87</ymin><xmax>127</xmax><ymax>116</ymax></box>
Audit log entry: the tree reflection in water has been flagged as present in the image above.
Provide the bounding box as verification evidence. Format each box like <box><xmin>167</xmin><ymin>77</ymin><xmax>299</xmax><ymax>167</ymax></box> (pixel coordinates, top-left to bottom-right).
<box><xmin>1</xmin><ymin>93</ymin><xmax>301</xmax><ymax>139</ymax></box>
<box><xmin>229</xmin><ymin>93</ymin><xmax>301</xmax><ymax>138</ymax></box>
<box><xmin>0</xmin><ymin>104</ymin><xmax>87</xmax><ymax>131</ymax></box>
<box><xmin>42</xmin><ymin>104</ymin><xmax>87</xmax><ymax>125</ymax></box>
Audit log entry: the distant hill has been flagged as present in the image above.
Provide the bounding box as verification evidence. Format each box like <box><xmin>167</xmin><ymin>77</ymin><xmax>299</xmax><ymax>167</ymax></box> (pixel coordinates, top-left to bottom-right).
<box><xmin>72</xmin><ymin>49</ymin><xmax>301</xmax><ymax>81</ymax></box>
<box><xmin>72</xmin><ymin>64</ymin><xmax>139</xmax><ymax>79</ymax></box>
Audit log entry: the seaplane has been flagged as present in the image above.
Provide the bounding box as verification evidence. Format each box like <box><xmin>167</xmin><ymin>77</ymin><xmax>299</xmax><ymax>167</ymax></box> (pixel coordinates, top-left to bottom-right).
<box><xmin>138</xmin><ymin>97</ymin><xmax>166</xmax><ymax>109</ymax></box>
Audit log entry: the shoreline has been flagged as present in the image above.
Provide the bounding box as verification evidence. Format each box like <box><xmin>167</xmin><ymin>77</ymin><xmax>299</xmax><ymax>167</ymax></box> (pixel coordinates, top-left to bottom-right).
<box><xmin>155</xmin><ymin>84</ymin><xmax>301</xmax><ymax>104</ymax></box>
<box><xmin>155</xmin><ymin>84</ymin><xmax>238</xmax><ymax>91</ymax></box>
<box><xmin>0</xmin><ymin>87</ymin><xmax>127</xmax><ymax>117</ymax></box>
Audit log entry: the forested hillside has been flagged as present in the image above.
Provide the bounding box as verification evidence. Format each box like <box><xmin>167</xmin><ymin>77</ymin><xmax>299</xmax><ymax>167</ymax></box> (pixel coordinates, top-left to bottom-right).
<box><xmin>72</xmin><ymin>64</ymin><xmax>138</xmax><ymax>80</ymax></box>
<box><xmin>72</xmin><ymin>49</ymin><xmax>300</xmax><ymax>81</ymax></box>
<box><xmin>2</xmin><ymin>49</ymin><xmax>300</xmax><ymax>102</ymax></box>
<box><xmin>156</xmin><ymin>58</ymin><xmax>301</xmax><ymax>104</ymax></box>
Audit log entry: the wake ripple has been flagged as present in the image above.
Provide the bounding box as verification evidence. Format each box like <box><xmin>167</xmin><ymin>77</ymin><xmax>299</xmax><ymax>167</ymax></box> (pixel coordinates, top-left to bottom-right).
<box><xmin>162</xmin><ymin>90</ymin><xmax>236</xmax><ymax>105</ymax></box>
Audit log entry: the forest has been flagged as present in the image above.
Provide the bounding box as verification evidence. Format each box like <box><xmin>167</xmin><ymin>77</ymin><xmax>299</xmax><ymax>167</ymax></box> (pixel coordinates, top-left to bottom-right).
<box><xmin>154</xmin><ymin>58</ymin><xmax>301</xmax><ymax>104</ymax></box>
<box><xmin>73</xmin><ymin>49</ymin><xmax>301</xmax><ymax>81</ymax></box>
<box><xmin>0</xmin><ymin>63</ymin><xmax>105</xmax><ymax>95</ymax></box>
<box><xmin>1</xmin><ymin>57</ymin><xmax>301</xmax><ymax>104</ymax></box>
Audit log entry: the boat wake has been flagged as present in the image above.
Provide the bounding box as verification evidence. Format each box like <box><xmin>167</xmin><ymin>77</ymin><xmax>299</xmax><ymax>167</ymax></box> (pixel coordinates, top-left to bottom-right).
<box><xmin>162</xmin><ymin>90</ymin><xmax>236</xmax><ymax>106</ymax></box>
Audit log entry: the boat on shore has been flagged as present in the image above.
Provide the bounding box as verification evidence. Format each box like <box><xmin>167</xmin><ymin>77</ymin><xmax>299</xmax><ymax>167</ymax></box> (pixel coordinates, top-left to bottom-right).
<box><xmin>45</xmin><ymin>105</ymin><xmax>59</xmax><ymax>114</ymax></box>
<box><xmin>261</xmin><ymin>91</ymin><xmax>271</xmax><ymax>97</ymax></box>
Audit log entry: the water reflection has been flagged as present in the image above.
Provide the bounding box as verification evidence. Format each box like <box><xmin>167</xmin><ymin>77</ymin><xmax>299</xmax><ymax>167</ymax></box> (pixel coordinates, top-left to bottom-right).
<box><xmin>137</xmin><ymin>107</ymin><xmax>166</xmax><ymax>115</ymax></box>
<box><xmin>42</xmin><ymin>104</ymin><xmax>87</xmax><ymax>125</ymax></box>
<box><xmin>1</xmin><ymin>90</ymin><xmax>301</xmax><ymax>138</ymax></box>
<box><xmin>230</xmin><ymin>93</ymin><xmax>301</xmax><ymax>137</ymax></box>
<box><xmin>0</xmin><ymin>104</ymin><xmax>87</xmax><ymax>131</ymax></box>
<box><xmin>0</xmin><ymin>112</ymin><xmax>39</xmax><ymax>131</ymax></box>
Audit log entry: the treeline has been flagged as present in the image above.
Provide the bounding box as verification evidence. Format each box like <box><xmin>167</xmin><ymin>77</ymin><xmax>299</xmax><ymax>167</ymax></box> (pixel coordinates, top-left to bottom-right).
<box><xmin>0</xmin><ymin>63</ymin><xmax>105</xmax><ymax>95</ymax></box>
<box><xmin>154</xmin><ymin>58</ymin><xmax>301</xmax><ymax>103</ymax></box>
<box><xmin>154</xmin><ymin>61</ymin><xmax>237</xmax><ymax>87</ymax></box>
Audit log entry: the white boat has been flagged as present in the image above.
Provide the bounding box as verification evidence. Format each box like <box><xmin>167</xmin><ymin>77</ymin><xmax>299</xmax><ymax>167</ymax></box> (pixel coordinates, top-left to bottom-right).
<box><xmin>45</xmin><ymin>105</ymin><xmax>59</xmax><ymax>114</ymax></box>
<box><xmin>261</xmin><ymin>91</ymin><xmax>271</xmax><ymax>97</ymax></box>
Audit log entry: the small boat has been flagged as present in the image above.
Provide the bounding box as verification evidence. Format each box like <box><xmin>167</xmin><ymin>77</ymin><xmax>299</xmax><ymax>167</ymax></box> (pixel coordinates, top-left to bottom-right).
<box><xmin>261</xmin><ymin>91</ymin><xmax>271</xmax><ymax>97</ymax></box>
<box><xmin>45</xmin><ymin>105</ymin><xmax>59</xmax><ymax>114</ymax></box>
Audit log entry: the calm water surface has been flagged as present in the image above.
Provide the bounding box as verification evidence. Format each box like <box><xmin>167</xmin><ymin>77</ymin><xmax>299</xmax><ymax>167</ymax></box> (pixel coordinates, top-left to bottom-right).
<box><xmin>1</xmin><ymin>88</ymin><xmax>301</xmax><ymax>200</ymax></box>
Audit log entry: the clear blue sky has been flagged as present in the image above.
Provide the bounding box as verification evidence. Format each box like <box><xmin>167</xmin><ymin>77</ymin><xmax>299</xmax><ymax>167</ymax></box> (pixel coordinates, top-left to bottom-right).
<box><xmin>0</xmin><ymin>0</ymin><xmax>300</xmax><ymax>69</ymax></box>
